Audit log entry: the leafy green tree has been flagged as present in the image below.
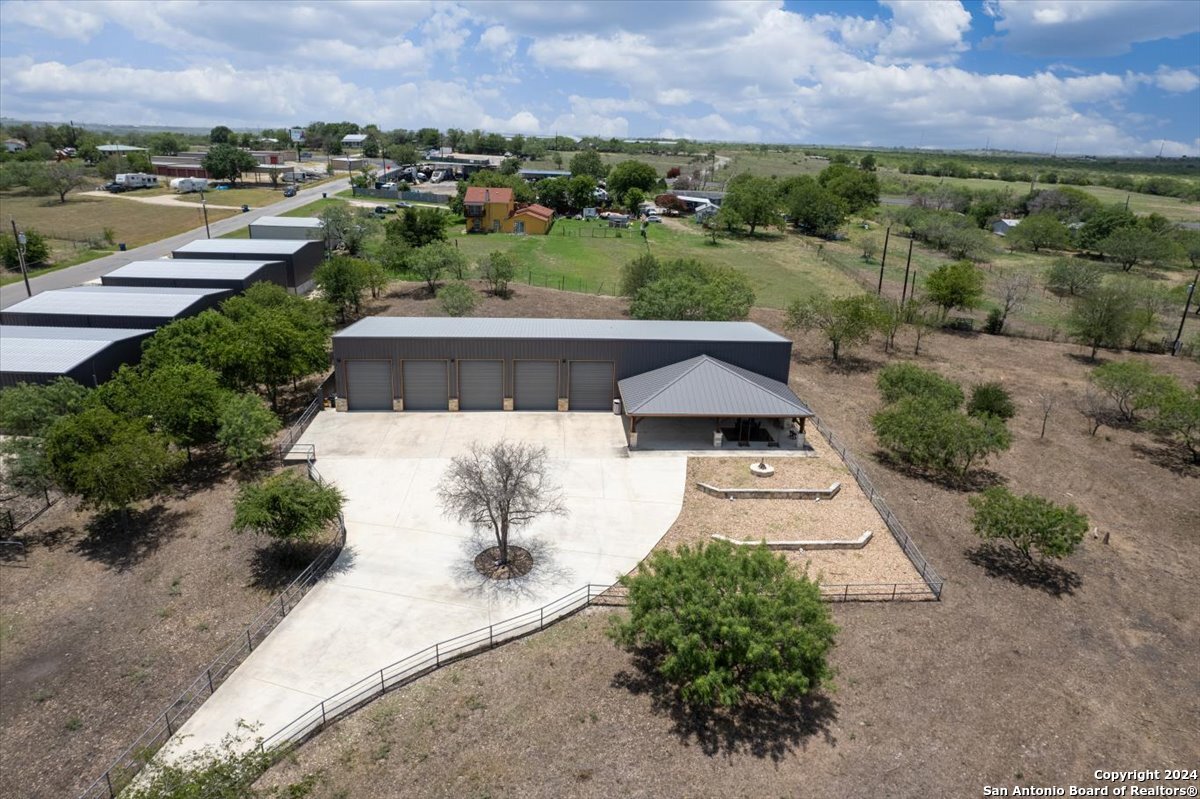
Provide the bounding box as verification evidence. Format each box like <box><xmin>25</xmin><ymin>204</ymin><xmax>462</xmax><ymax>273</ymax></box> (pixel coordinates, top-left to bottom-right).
<box><xmin>1045</xmin><ymin>257</ymin><xmax>1103</xmax><ymax>297</ymax></box>
<box><xmin>1145</xmin><ymin>383</ymin><xmax>1200</xmax><ymax>463</ymax></box>
<box><xmin>817</xmin><ymin>163</ymin><xmax>880</xmax><ymax>213</ymax></box>
<box><xmin>1099</xmin><ymin>227</ymin><xmax>1170</xmax><ymax>272</ymax></box>
<box><xmin>135</xmin><ymin>364</ymin><xmax>229</xmax><ymax>457</ymax></box>
<box><xmin>384</xmin><ymin>207</ymin><xmax>447</xmax><ymax>249</ymax></box>
<box><xmin>147</xmin><ymin>132</ymin><xmax>185</xmax><ymax>156</ymax></box>
<box><xmin>780</xmin><ymin>176</ymin><xmax>846</xmax><ymax>237</ymax></box>
<box><xmin>0</xmin><ymin>377</ymin><xmax>89</xmax><ymax>435</ymax></box>
<box><xmin>0</xmin><ymin>227</ymin><xmax>51</xmax><ymax>269</ymax></box>
<box><xmin>1067</xmin><ymin>285</ymin><xmax>1134</xmax><ymax>360</ymax></box>
<box><xmin>45</xmin><ymin>407</ymin><xmax>182</xmax><ymax>517</ymax></box>
<box><xmin>209</xmin><ymin>125</ymin><xmax>233</xmax><ymax>144</ymax></box>
<box><xmin>630</xmin><ymin>260</ymin><xmax>754</xmax><ymax>321</ymax></box>
<box><xmin>315</xmin><ymin>256</ymin><xmax>369</xmax><ymax>322</ymax></box>
<box><xmin>1079</xmin><ymin>205</ymin><xmax>1136</xmax><ymax>251</ymax></box>
<box><xmin>29</xmin><ymin>161</ymin><xmax>87</xmax><ymax>203</ymax></box>
<box><xmin>722</xmin><ymin>174</ymin><xmax>781</xmax><ymax>235</ymax></box>
<box><xmin>216</xmin><ymin>393</ymin><xmax>280</xmax><ymax>466</ymax></box>
<box><xmin>876</xmin><ymin>362</ymin><xmax>965</xmax><ymax>408</ymax></box>
<box><xmin>232</xmin><ymin>471</ymin><xmax>344</xmax><ymax>545</ymax></box>
<box><xmin>479</xmin><ymin>250</ymin><xmax>517</xmax><ymax>297</ymax></box>
<box><xmin>139</xmin><ymin>311</ymin><xmax>233</xmax><ymax>376</ymax></box>
<box><xmin>362</xmin><ymin>137</ymin><xmax>380</xmax><ymax>158</ymax></box>
<box><xmin>609</xmin><ymin>540</ymin><xmax>837</xmax><ymax>708</ymax></box>
<box><xmin>361</xmin><ymin>258</ymin><xmax>389</xmax><ymax>299</ymax></box>
<box><xmin>318</xmin><ymin>204</ymin><xmax>373</xmax><ymax>256</ymax></box>
<box><xmin>386</xmin><ymin>143</ymin><xmax>420</xmax><ymax>167</ymax></box>
<box><xmin>607</xmin><ymin>160</ymin><xmax>658</xmax><ymax>200</ymax></box>
<box><xmin>624</xmin><ymin>187</ymin><xmax>646</xmax><ymax>217</ymax></box>
<box><xmin>202</xmin><ymin>143</ymin><xmax>258</xmax><ymax>186</ymax></box>
<box><xmin>438</xmin><ymin>280</ymin><xmax>478</xmax><ymax>316</ymax></box>
<box><xmin>872</xmin><ymin>397</ymin><xmax>1012</xmax><ymax>482</ymax></box>
<box><xmin>1172</xmin><ymin>229</ymin><xmax>1200</xmax><ymax>269</ymax></box>
<box><xmin>0</xmin><ymin>436</ymin><xmax>55</xmax><ymax>498</ymax></box>
<box><xmin>567</xmin><ymin>174</ymin><xmax>597</xmax><ymax>210</ymax></box>
<box><xmin>968</xmin><ymin>382</ymin><xmax>1016</xmax><ymax>420</ymax></box>
<box><xmin>619</xmin><ymin>252</ymin><xmax>661</xmax><ymax>297</ymax></box>
<box><xmin>1090</xmin><ymin>361</ymin><xmax>1175</xmax><ymax>424</ymax></box>
<box><xmin>535</xmin><ymin>176</ymin><xmax>571</xmax><ymax>212</ymax></box>
<box><xmin>969</xmin><ymin>487</ymin><xmax>1088</xmax><ymax>562</ymax></box>
<box><xmin>569</xmin><ymin>149</ymin><xmax>608</xmax><ymax>180</ymax></box>
<box><xmin>1005</xmin><ymin>213</ymin><xmax>1070</xmax><ymax>252</ymax></box>
<box><xmin>786</xmin><ymin>293</ymin><xmax>883</xmax><ymax>361</ymax></box>
<box><xmin>410</xmin><ymin>241</ymin><xmax>468</xmax><ymax>293</ymax></box>
<box><xmin>859</xmin><ymin>153</ymin><xmax>877</xmax><ymax>171</ymax></box>
<box><xmin>924</xmin><ymin>260</ymin><xmax>985</xmax><ymax>319</ymax></box>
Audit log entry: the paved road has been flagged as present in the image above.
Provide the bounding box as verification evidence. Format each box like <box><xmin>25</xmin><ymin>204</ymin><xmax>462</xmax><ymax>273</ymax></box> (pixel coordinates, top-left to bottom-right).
<box><xmin>0</xmin><ymin>177</ymin><xmax>351</xmax><ymax>309</ymax></box>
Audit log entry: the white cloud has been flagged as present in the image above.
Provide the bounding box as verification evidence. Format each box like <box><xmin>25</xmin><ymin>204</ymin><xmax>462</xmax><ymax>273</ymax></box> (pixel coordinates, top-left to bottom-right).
<box><xmin>876</xmin><ymin>0</ymin><xmax>973</xmax><ymax>64</ymax></box>
<box><xmin>1151</xmin><ymin>66</ymin><xmax>1200</xmax><ymax>94</ymax></box>
<box><xmin>988</xmin><ymin>0</ymin><xmax>1200</xmax><ymax>56</ymax></box>
<box><xmin>1</xmin><ymin>1</ymin><xmax>106</xmax><ymax>41</ymax></box>
<box><xmin>479</xmin><ymin>25</ymin><xmax>517</xmax><ymax>60</ymax></box>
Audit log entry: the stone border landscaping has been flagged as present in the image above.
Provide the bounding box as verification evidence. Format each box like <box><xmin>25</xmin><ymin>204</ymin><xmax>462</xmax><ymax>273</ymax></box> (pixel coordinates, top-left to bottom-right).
<box><xmin>695</xmin><ymin>481</ymin><xmax>841</xmax><ymax>500</ymax></box>
<box><xmin>711</xmin><ymin>530</ymin><xmax>872</xmax><ymax>551</ymax></box>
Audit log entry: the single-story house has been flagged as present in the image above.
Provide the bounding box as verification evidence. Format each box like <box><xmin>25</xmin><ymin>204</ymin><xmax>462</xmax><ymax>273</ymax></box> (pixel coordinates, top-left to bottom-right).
<box><xmin>502</xmin><ymin>203</ymin><xmax>555</xmax><ymax>235</ymax></box>
<box><xmin>992</xmin><ymin>218</ymin><xmax>1022</xmax><ymax>236</ymax></box>
<box><xmin>172</xmin><ymin>238</ymin><xmax>324</xmax><ymax>294</ymax></box>
<box><xmin>330</xmin><ymin>317</ymin><xmax>812</xmax><ymax>450</ymax></box>
<box><xmin>341</xmin><ymin>134</ymin><xmax>370</xmax><ymax>147</ymax></box>
<box><xmin>97</xmin><ymin>144</ymin><xmax>148</xmax><ymax>155</ymax></box>
<box><xmin>0</xmin><ymin>286</ymin><xmax>232</xmax><ymax>329</ymax></box>
<box><xmin>4</xmin><ymin>139</ymin><xmax>27</xmax><ymax>153</ymax></box>
<box><xmin>330</xmin><ymin>156</ymin><xmax>367</xmax><ymax>172</ymax></box>
<box><xmin>464</xmin><ymin>186</ymin><xmax>514</xmax><ymax>233</ymax></box>
<box><xmin>0</xmin><ymin>326</ymin><xmax>153</xmax><ymax>388</ymax></box>
<box><xmin>518</xmin><ymin>169</ymin><xmax>571</xmax><ymax>182</ymax></box>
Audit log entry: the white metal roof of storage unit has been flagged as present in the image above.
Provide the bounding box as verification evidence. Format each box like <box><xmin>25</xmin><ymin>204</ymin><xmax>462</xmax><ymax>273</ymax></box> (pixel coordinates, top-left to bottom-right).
<box><xmin>105</xmin><ymin>260</ymin><xmax>283</xmax><ymax>280</ymax></box>
<box><xmin>251</xmin><ymin>216</ymin><xmax>323</xmax><ymax>229</ymax></box>
<box><xmin>0</xmin><ymin>326</ymin><xmax>152</xmax><ymax>374</ymax></box>
<box><xmin>618</xmin><ymin>355</ymin><xmax>811</xmax><ymax>417</ymax></box>
<box><xmin>334</xmin><ymin>317</ymin><xmax>790</xmax><ymax>343</ymax></box>
<box><xmin>174</xmin><ymin>239</ymin><xmax>314</xmax><ymax>256</ymax></box>
<box><xmin>3</xmin><ymin>286</ymin><xmax>225</xmax><ymax>316</ymax></box>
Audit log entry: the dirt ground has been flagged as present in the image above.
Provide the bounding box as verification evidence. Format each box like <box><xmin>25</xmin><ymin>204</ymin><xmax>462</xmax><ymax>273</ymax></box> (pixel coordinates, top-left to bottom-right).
<box><xmin>257</xmin><ymin>298</ymin><xmax>1199</xmax><ymax>798</ymax></box>
<box><xmin>0</xmin><ymin>460</ymin><xmax>328</xmax><ymax>799</ymax></box>
<box><xmin>361</xmin><ymin>278</ymin><xmax>632</xmax><ymax>320</ymax></box>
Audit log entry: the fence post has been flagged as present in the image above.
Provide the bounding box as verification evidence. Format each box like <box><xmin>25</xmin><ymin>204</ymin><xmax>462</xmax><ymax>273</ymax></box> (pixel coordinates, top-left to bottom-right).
<box><xmin>164</xmin><ymin>710</ymin><xmax>173</xmax><ymax>736</ymax></box>
<box><xmin>891</xmin><ymin>584</ymin><xmax>898</xmax><ymax>600</ymax></box>
<box><xmin>320</xmin><ymin>701</ymin><xmax>327</xmax><ymax>729</ymax></box>
<box><xmin>434</xmin><ymin>642</ymin><xmax>440</xmax><ymax>667</ymax></box>
<box><xmin>843</xmin><ymin>585</ymin><xmax>849</xmax><ymax>601</ymax></box>
<box><xmin>489</xmin><ymin>624</ymin><xmax>494</xmax><ymax>648</ymax></box>
<box><xmin>539</xmin><ymin>606</ymin><xmax>544</xmax><ymax>629</ymax></box>
<box><xmin>105</xmin><ymin>771</ymin><xmax>115</xmax><ymax>798</ymax></box>
<box><xmin>206</xmin><ymin>668</ymin><xmax>214</xmax><ymax>695</ymax></box>
<box><xmin>247</xmin><ymin>629</ymin><xmax>253</xmax><ymax>651</ymax></box>
<box><xmin>280</xmin><ymin>595</ymin><xmax>287</xmax><ymax>616</ymax></box>
<box><xmin>379</xmin><ymin>668</ymin><xmax>385</xmax><ymax>693</ymax></box>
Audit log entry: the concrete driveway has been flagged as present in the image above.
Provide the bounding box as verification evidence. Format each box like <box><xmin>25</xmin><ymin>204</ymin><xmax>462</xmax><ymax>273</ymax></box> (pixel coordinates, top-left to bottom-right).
<box><xmin>166</xmin><ymin>411</ymin><xmax>685</xmax><ymax>757</ymax></box>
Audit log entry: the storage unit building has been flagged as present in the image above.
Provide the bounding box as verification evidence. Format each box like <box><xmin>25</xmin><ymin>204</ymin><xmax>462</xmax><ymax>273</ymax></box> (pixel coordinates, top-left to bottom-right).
<box><xmin>0</xmin><ymin>286</ymin><xmax>232</xmax><ymax>329</ymax></box>
<box><xmin>331</xmin><ymin>317</ymin><xmax>795</xmax><ymax>415</ymax></box>
<box><xmin>0</xmin><ymin>326</ymin><xmax>154</xmax><ymax>387</ymax></box>
<box><xmin>172</xmin><ymin>239</ymin><xmax>324</xmax><ymax>294</ymax></box>
<box><xmin>248</xmin><ymin>216</ymin><xmax>324</xmax><ymax>241</ymax></box>
<box><xmin>101</xmin><ymin>259</ymin><xmax>288</xmax><ymax>291</ymax></box>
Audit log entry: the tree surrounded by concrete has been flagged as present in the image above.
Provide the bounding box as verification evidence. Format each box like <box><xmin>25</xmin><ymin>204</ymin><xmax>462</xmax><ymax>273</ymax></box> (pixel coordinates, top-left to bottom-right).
<box><xmin>437</xmin><ymin>440</ymin><xmax>566</xmax><ymax>578</ymax></box>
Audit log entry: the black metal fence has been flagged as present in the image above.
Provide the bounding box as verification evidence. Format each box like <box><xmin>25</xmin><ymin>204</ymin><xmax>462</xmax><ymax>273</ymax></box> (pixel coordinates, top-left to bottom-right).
<box><xmin>795</xmin><ymin>400</ymin><xmax>945</xmax><ymax>600</ymax></box>
<box><xmin>0</xmin><ymin>490</ymin><xmax>58</xmax><ymax>538</ymax></box>
<box><xmin>276</xmin><ymin>389</ymin><xmax>326</xmax><ymax>460</ymax></box>
<box><xmin>76</xmin><ymin>454</ymin><xmax>348</xmax><ymax>799</ymax></box>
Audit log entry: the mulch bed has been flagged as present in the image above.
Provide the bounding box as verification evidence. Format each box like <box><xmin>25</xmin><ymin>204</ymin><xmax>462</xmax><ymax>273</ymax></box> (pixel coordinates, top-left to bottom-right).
<box><xmin>473</xmin><ymin>545</ymin><xmax>534</xmax><ymax>580</ymax></box>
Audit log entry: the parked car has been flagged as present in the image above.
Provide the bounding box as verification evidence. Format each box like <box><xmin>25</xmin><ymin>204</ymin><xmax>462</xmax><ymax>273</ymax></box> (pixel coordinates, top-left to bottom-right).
<box><xmin>102</xmin><ymin>182</ymin><xmax>126</xmax><ymax>193</ymax></box>
<box><xmin>283</xmin><ymin>186</ymin><xmax>297</xmax><ymax>197</ymax></box>
<box><xmin>645</xmin><ymin>215</ymin><xmax>663</xmax><ymax>223</ymax></box>
<box><xmin>374</xmin><ymin>205</ymin><xmax>396</xmax><ymax>215</ymax></box>
<box><xmin>395</xmin><ymin>201</ymin><xmax>411</xmax><ymax>208</ymax></box>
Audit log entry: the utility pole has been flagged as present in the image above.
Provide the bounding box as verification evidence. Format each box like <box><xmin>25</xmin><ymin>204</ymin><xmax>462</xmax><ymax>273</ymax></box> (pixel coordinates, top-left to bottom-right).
<box><xmin>900</xmin><ymin>237</ymin><xmax>914</xmax><ymax>304</ymax></box>
<box><xmin>1172</xmin><ymin>268</ymin><xmax>1198</xmax><ymax>355</ymax></box>
<box><xmin>877</xmin><ymin>226</ymin><xmax>891</xmax><ymax>295</ymax></box>
<box><xmin>199</xmin><ymin>189</ymin><xmax>211</xmax><ymax>238</ymax></box>
<box><xmin>10</xmin><ymin>220</ymin><xmax>32</xmax><ymax>297</ymax></box>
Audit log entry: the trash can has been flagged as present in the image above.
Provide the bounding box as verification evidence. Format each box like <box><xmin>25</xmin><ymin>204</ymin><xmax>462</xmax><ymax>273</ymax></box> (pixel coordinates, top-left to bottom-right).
<box><xmin>118</xmin><ymin>243</ymin><xmax>126</xmax><ymax>251</ymax></box>
<box><xmin>612</xmin><ymin>398</ymin><xmax>622</xmax><ymax>415</ymax></box>
<box><xmin>322</xmin><ymin>192</ymin><xmax>327</xmax><ymax>199</ymax></box>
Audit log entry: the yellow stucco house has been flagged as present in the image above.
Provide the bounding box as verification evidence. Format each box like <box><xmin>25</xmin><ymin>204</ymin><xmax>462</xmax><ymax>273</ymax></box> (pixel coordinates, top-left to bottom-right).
<box><xmin>463</xmin><ymin>186</ymin><xmax>555</xmax><ymax>234</ymax></box>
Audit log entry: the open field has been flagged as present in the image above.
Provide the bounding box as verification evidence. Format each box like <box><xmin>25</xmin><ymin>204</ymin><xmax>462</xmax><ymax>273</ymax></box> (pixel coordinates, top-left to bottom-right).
<box><xmin>522</xmin><ymin>151</ymin><xmax>704</xmax><ymax>176</ymax></box>
<box><xmin>256</xmin><ymin>305</ymin><xmax>1199</xmax><ymax>799</ymax></box>
<box><xmin>0</xmin><ymin>192</ymin><xmax>236</xmax><ymax>285</ymax></box>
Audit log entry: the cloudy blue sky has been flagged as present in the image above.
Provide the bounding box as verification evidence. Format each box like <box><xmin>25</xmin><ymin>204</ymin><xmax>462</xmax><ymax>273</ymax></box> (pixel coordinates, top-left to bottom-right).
<box><xmin>1</xmin><ymin>0</ymin><xmax>1197</xmax><ymax>155</ymax></box>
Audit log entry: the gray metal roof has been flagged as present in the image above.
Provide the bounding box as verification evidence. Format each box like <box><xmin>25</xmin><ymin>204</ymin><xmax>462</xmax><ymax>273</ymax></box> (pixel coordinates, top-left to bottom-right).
<box><xmin>105</xmin><ymin>260</ymin><xmax>284</xmax><ymax>280</ymax></box>
<box><xmin>618</xmin><ymin>355</ymin><xmax>811</xmax><ymax>417</ymax></box>
<box><xmin>1</xmin><ymin>326</ymin><xmax>151</xmax><ymax>373</ymax></box>
<box><xmin>3</xmin><ymin>286</ymin><xmax>226</xmax><ymax>316</ymax></box>
<box><xmin>334</xmin><ymin>317</ymin><xmax>789</xmax><ymax>344</ymax></box>
<box><xmin>250</xmin><ymin>216</ymin><xmax>323</xmax><ymax>229</ymax></box>
<box><xmin>174</xmin><ymin>239</ymin><xmax>314</xmax><ymax>256</ymax></box>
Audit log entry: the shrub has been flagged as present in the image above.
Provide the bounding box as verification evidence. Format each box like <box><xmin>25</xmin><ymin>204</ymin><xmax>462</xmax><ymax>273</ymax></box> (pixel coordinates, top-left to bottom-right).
<box><xmin>983</xmin><ymin>308</ymin><xmax>1004</xmax><ymax>335</ymax></box>
<box><xmin>970</xmin><ymin>487</ymin><xmax>1088</xmax><ymax>562</ymax></box>
<box><xmin>217</xmin><ymin>393</ymin><xmax>281</xmax><ymax>466</ymax></box>
<box><xmin>924</xmin><ymin>260</ymin><xmax>985</xmax><ymax>317</ymax></box>
<box><xmin>872</xmin><ymin>397</ymin><xmax>1012</xmax><ymax>481</ymax></box>
<box><xmin>232</xmin><ymin>471</ymin><xmax>344</xmax><ymax>545</ymax></box>
<box><xmin>1067</xmin><ymin>285</ymin><xmax>1134</xmax><ymax>360</ymax></box>
<box><xmin>0</xmin><ymin>228</ymin><xmax>51</xmax><ymax>270</ymax></box>
<box><xmin>1045</xmin><ymin>258</ymin><xmax>1103</xmax><ymax>297</ymax></box>
<box><xmin>609</xmin><ymin>541</ymin><xmax>836</xmax><ymax>708</ymax></box>
<box><xmin>438</xmin><ymin>280</ymin><xmax>478</xmax><ymax>317</ymax></box>
<box><xmin>786</xmin><ymin>293</ymin><xmax>884</xmax><ymax>361</ymax></box>
<box><xmin>630</xmin><ymin>259</ymin><xmax>754</xmax><ymax>321</ymax></box>
<box><xmin>1144</xmin><ymin>383</ymin><xmax>1200</xmax><ymax>463</ymax></box>
<box><xmin>479</xmin><ymin>250</ymin><xmax>517</xmax><ymax>297</ymax></box>
<box><xmin>968</xmin><ymin>382</ymin><xmax>1016</xmax><ymax>421</ymax></box>
<box><xmin>876</xmin><ymin>363</ymin><xmax>964</xmax><ymax>409</ymax></box>
<box><xmin>1090</xmin><ymin>361</ymin><xmax>1174</xmax><ymax>424</ymax></box>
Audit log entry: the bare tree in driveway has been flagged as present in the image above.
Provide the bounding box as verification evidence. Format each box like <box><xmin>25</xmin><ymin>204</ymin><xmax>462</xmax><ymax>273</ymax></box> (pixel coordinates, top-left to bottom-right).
<box><xmin>437</xmin><ymin>440</ymin><xmax>567</xmax><ymax>579</ymax></box>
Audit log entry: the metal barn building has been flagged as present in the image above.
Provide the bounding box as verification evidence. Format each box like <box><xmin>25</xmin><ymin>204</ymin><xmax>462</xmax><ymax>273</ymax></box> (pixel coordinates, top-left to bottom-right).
<box><xmin>331</xmin><ymin>318</ymin><xmax>812</xmax><ymax>449</ymax></box>
<box><xmin>0</xmin><ymin>286</ymin><xmax>232</xmax><ymax>329</ymax></box>
<box><xmin>0</xmin><ymin>326</ymin><xmax>153</xmax><ymax>387</ymax></box>
<box><xmin>172</xmin><ymin>239</ymin><xmax>324</xmax><ymax>294</ymax></box>
<box><xmin>248</xmin><ymin>216</ymin><xmax>324</xmax><ymax>241</ymax></box>
<box><xmin>101</xmin><ymin>259</ymin><xmax>288</xmax><ymax>291</ymax></box>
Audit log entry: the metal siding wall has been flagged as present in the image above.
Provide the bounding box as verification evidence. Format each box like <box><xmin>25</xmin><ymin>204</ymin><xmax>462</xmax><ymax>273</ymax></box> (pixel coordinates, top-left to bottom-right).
<box><xmin>458</xmin><ymin>360</ymin><xmax>503</xmax><ymax>410</ymax></box>
<box><xmin>333</xmin><ymin>336</ymin><xmax>793</xmax><ymax>396</ymax></box>
<box><xmin>402</xmin><ymin>361</ymin><xmax>449</xmax><ymax>410</ymax></box>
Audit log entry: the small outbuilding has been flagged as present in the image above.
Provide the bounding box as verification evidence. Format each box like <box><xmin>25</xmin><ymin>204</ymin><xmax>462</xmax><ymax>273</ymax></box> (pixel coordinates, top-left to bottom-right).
<box><xmin>248</xmin><ymin>216</ymin><xmax>325</xmax><ymax>241</ymax></box>
<box><xmin>0</xmin><ymin>286</ymin><xmax>231</xmax><ymax>329</ymax></box>
<box><xmin>101</xmin><ymin>259</ymin><xmax>288</xmax><ymax>291</ymax></box>
<box><xmin>502</xmin><ymin>203</ymin><xmax>555</xmax><ymax>235</ymax></box>
<box><xmin>172</xmin><ymin>238</ymin><xmax>325</xmax><ymax>294</ymax></box>
<box><xmin>341</xmin><ymin>134</ymin><xmax>370</xmax><ymax>147</ymax></box>
<box><xmin>0</xmin><ymin>326</ymin><xmax>153</xmax><ymax>387</ymax></box>
<box><xmin>330</xmin><ymin>317</ymin><xmax>809</xmax><ymax>448</ymax></box>
<box><xmin>992</xmin><ymin>218</ymin><xmax>1021</xmax><ymax>236</ymax></box>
